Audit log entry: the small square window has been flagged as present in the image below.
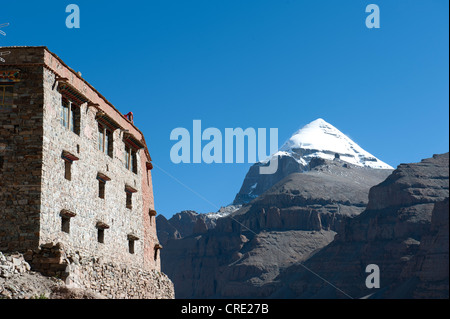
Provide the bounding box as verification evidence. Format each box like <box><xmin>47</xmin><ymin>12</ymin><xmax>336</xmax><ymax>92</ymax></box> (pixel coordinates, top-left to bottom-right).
<box><xmin>60</xmin><ymin>210</ymin><xmax>76</xmax><ymax>234</ymax></box>
<box><xmin>96</xmin><ymin>221</ymin><xmax>109</xmax><ymax>244</ymax></box>
<box><xmin>128</xmin><ymin>240</ymin><xmax>135</xmax><ymax>254</ymax></box>
<box><xmin>62</xmin><ymin>151</ymin><xmax>79</xmax><ymax>181</ymax></box>
<box><xmin>64</xmin><ymin>160</ymin><xmax>72</xmax><ymax>180</ymax></box>
<box><xmin>61</xmin><ymin>216</ymin><xmax>70</xmax><ymax>234</ymax></box>
<box><xmin>98</xmin><ymin>228</ymin><xmax>105</xmax><ymax>244</ymax></box>
<box><xmin>126</xmin><ymin>192</ymin><xmax>132</xmax><ymax>209</ymax></box>
<box><xmin>99</xmin><ymin>180</ymin><xmax>105</xmax><ymax>199</ymax></box>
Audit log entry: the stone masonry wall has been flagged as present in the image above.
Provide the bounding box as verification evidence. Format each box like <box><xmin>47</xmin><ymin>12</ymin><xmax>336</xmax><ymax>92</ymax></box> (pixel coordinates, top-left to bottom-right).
<box><xmin>0</xmin><ymin>48</ymin><xmax>45</xmax><ymax>252</ymax></box>
<box><xmin>1</xmin><ymin>247</ymin><xmax>174</xmax><ymax>299</ymax></box>
<box><xmin>141</xmin><ymin>153</ymin><xmax>159</xmax><ymax>270</ymax></box>
<box><xmin>25</xmin><ymin>242</ymin><xmax>174</xmax><ymax>299</ymax></box>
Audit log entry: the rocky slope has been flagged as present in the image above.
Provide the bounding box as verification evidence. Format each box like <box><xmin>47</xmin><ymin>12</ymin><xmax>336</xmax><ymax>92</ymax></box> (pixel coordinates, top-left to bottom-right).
<box><xmin>1</xmin><ymin>245</ymin><xmax>175</xmax><ymax>299</ymax></box>
<box><xmin>405</xmin><ymin>197</ymin><xmax>449</xmax><ymax>298</ymax></box>
<box><xmin>234</xmin><ymin>119</ymin><xmax>393</xmax><ymax>204</ymax></box>
<box><xmin>269</xmin><ymin>153</ymin><xmax>449</xmax><ymax>298</ymax></box>
<box><xmin>158</xmin><ymin>158</ymin><xmax>392</xmax><ymax>298</ymax></box>
<box><xmin>0</xmin><ymin>251</ymin><xmax>103</xmax><ymax>299</ymax></box>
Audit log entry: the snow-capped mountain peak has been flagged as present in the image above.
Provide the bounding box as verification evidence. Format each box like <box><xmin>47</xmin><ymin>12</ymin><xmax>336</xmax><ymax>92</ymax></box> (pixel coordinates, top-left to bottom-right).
<box><xmin>269</xmin><ymin>118</ymin><xmax>393</xmax><ymax>169</ymax></box>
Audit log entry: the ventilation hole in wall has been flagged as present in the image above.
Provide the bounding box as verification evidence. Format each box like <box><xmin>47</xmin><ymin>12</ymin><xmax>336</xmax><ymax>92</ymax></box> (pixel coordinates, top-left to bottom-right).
<box><xmin>77</xmin><ymin>144</ymin><xmax>80</xmax><ymax>153</ymax></box>
<box><xmin>106</xmin><ymin>164</ymin><xmax>109</xmax><ymax>172</ymax></box>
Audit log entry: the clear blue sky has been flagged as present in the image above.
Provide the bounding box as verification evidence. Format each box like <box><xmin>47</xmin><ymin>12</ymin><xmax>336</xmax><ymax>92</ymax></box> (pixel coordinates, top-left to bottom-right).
<box><xmin>1</xmin><ymin>1</ymin><xmax>448</xmax><ymax>218</ymax></box>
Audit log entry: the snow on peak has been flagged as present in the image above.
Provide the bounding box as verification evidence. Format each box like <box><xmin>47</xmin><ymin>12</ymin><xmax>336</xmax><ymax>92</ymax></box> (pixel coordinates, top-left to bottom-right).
<box><xmin>205</xmin><ymin>205</ymin><xmax>241</xmax><ymax>220</ymax></box>
<box><xmin>269</xmin><ymin>118</ymin><xmax>393</xmax><ymax>169</ymax></box>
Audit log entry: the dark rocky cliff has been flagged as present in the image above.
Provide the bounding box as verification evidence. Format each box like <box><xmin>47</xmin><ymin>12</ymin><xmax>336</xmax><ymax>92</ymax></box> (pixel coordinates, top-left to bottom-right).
<box><xmin>157</xmin><ymin>153</ymin><xmax>448</xmax><ymax>299</ymax></box>
<box><xmin>158</xmin><ymin>159</ymin><xmax>392</xmax><ymax>298</ymax></box>
<box><xmin>270</xmin><ymin>153</ymin><xmax>449</xmax><ymax>298</ymax></box>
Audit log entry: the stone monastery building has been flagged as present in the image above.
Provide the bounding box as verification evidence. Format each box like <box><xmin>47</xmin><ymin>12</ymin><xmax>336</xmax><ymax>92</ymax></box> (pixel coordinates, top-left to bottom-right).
<box><xmin>0</xmin><ymin>47</ymin><xmax>162</xmax><ymax>273</ymax></box>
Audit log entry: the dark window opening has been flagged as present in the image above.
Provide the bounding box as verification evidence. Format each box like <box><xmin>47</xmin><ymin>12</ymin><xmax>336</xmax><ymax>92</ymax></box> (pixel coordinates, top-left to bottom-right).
<box><xmin>125</xmin><ymin>145</ymin><xmax>130</xmax><ymax>170</ymax></box>
<box><xmin>154</xmin><ymin>244</ymin><xmax>162</xmax><ymax>261</ymax></box>
<box><xmin>64</xmin><ymin>160</ymin><xmax>72</xmax><ymax>181</ymax></box>
<box><xmin>61</xmin><ymin>216</ymin><xmax>70</xmax><ymax>234</ymax></box>
<box><xmin>132</xmin><ymin>151</ymin><xmax>137</xmax><ymax>174</ymax></box>
<box><xmin>0</xmin><ymin>85</ymin><xmax>13</xmax><ymax>107</ymax></box>
<box><xmin>99</xmin><ymin>180</ymin><xmax>105</xmax><ymax>199</ymax></box>
<box><xmin>97</xmin><ymin>228</ymin><xmax>104</xmax><ymax>244</ymax></box>
<box><xmin>126</xmin><ymin>192</ymin><xmax>132</xmax><ymax>209</ymax></box>
<box><xmin>128</xmin><ymin>240</ymin><xmax>135</xmax><ymax>254</ymax></box>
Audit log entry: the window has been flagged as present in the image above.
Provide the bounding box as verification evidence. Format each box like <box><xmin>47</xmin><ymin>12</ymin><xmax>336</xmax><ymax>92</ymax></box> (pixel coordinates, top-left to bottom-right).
<box><xmin>128</xmin><ymin>239</ymin><xmax>135</xmax><ymax>254</ymax></box>
<box><xmin>98</xmin><ymin>124</ymin><xmax>113</xmax><ymax>157</ymax></box>
<box><xmin>154</xmin><ymin>244</ymin><xmax>162</xmax><ymax>261</ymax></box>
<box><xmin>125</xmin><ymin>145</ymin><xmax>130</xmax><ymax>169</ymax></box>
<box><xmin>0</xmin><ymin>85</ymin><xmax>13</xmax><ymax>107</ymax></box>
<box><xmin>96</xmin><ymin>221</ymin><xmax>109</xmax><ymax>244</ymax></box>
<box><xmin>60</xmin><ymin>97</ymin><xmax>80</xmax><ymax>135</ymax></box>
<box><xmin>61</xmin><ymin>216</ymin><xmax>71</xmax><ymax>234</ymax></box>
<box><xmin>97</xmin><ymin>228</ymin><xmax>105</xmax><ymax>244</ymax></box>
<box><xmin>126</xmin><ymin>192</ymin><xmax>132</xmax><ymax>209</ymax></box>
<box><xmin>64</xmin><ymin>160</ymin><xmax>72</xmax><ymax>180</ymax></box>
<box><xmin>98</xmin><ymin>180</ymin><xmax>105</xmax><ymax>199</ymax></box>
<box><xmin>124</xmin><ymin>145</ymin><xmax>137</xmax><ymax>174</ymax></box>
<box><xmin>62</xmin><ymin>151</ymin><xmax>79</xmax><ymax>181</ymax></box>
<box><xmin>60</xmin><ymin>210</ymin><xmax>76</xmax><ymax>234</ymax></box>
<box><xmin>125</xmin><ymin>185</ymin><xmax>137</xmax><ymax>210</ymax></box>
<box><xmin>127</xmin><ymin>234</ymin><xmax>139</xmax><ymax>254</ymax></box>
<box><xmin>149</xmin><ymin>210</ymin><xmax>157</xmax><ymax>226</ymax></box>
<box><xmin>97</xmin><ymin>173</ymin><xmax>111</xmax><ymax>199</ymax></box>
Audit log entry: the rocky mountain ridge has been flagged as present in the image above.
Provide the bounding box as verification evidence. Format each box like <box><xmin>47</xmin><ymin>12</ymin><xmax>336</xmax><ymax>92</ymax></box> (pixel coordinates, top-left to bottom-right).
<box><xmin>157</xmin><ymin>153</ymin><xmax>448</xmax><ymax>298</ymax></box>
<box><xmin>158</xmin><ymin>157</ymin><xmax>393</xmax><ymax>298</ymax></box>
<box><xmin>269</xmin><ymin>153</ymin><xmax>449</xmax><ymax>298</ymax></box>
